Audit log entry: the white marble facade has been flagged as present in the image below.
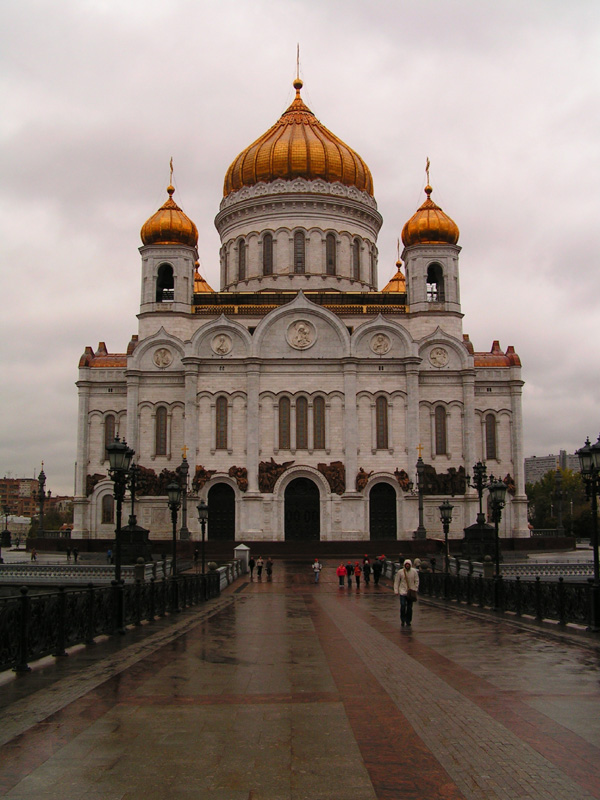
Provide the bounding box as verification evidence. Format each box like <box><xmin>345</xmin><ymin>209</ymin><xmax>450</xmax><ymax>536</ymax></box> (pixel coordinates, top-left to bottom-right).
<box><xmin>73</xmin><ymin>85</ymin><xmax>528</xmax><ymax>543</ymax></box>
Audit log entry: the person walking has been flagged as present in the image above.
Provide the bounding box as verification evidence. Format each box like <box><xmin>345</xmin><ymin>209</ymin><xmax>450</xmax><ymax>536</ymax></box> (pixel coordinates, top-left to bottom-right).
<box><xmin>312</xmin><ymin>558</ymin><xmax>323</xmax><ymax>583</ymax></box>
<box><xmin>107</xmin><ymin>548</ymin><xmax>113</xmax><ymax>564</ymax></box>
<box><xmin>363</xmin><ymin>558</ymin><xmax>371</xmax><ymax>586</ymax></box>
<box><xmin>354</xmin><ymin>562</ymin><xmax>362</xmax><ymax>589</ymax></box>
<box><xmin>66</xmin><ymin>546</ymin><xmax>72</xmax><ymax>562</ymax></box>
<box><xmin>249</xmin><ymin>555</ymin><xmax>256</xmax><ymax>581</ymax></box>
<box><xmin>256</xmin><ymin>556</ymin><xmax>264</xmax><ymax>580</ymax></box>
<box><xmin>345</xmin><ymin>560</ymin><xmax>353</xmax><ymax>588</ymax></box>
<box><xmin>30</xmin><ymin>548</ymin><xmax>37</xmax><ymax>561</ymax></box>
<box><xmin>372</xmin><ymin>558</ymin><xmax>382</xmax><ymax>586</ymax></box>
<box><xmin>266</xmin><ymin>557</ymin><xmax>273</xmax><ymax>581</ymax></box>
<box><xmin>336</xmin><ymin>563</ymin><xmax>347</xmax><ymax>588</ymax></box>
<box><xmin>73</xmin><ymin>547</ymin><xmax>79</xmax><ymax>563</ymax></box>
<box><xmin>393</xmin><ymin>558</ymin><xmax>420</xmax><ymax>627</ymax></box>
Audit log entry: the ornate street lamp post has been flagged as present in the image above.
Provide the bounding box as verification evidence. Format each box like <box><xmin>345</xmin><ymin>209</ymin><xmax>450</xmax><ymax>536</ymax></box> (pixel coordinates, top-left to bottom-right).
<box><xmin>197</xmin><ymin>499</ymin><xmax>208</xmax><ymax>594</ymax></box>
<box><xmin>439</xmin><ymin>499</ymin><xmax>454</xmax><ymax>573</ymax></box>
<box><xmin>167</xmin><ymin>481</ymin><xmax>182</xmax><ymax>611</ymax></box>
<box><xmin>106</xmin><ymin>437</ymin><xmax>134</xmax><ymax>585</ymax></box>
<box><xmin>37</xmin><ymin>464</ymin><xmax>47</xmax><ymax>539</ymax></box>
<box><xmin>467</xmin><ymin>461</ymin><xmax>493</xmax><ymax>526</ymax></box>
<box><xmin>576</xmin><ymin>436</ymin><xmax>600</xmax><ymax>631</ymax></box>
<box><xmin>178</xmin><ymin>453</ymin><xmax>190</xmax><ymax>540</ymax></box>
<box><xmin>488</xmin><ymin>478</ymin><xmax>507</xmax><ymax>577</ymax></box>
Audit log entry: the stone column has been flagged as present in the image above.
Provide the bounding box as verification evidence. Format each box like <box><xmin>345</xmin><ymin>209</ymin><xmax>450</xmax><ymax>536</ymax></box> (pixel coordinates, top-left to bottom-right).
<box><xmin>246</xmin><ymin>359</ymin><xmax>260</xmax><ymax>492</ymax></box>
<box><xmin>510</xmin><ymin>378</ymin><xmax>526</xmax><ymax>495</ymax></box>
<box><xmin>182</xmin><ymin>360</ymin><xmax>199</xmax><ymax>463</ymax></box>
<box><xmin>462</xmin><ymin>370</ymin><xmax>476</xmax><ymax>471</ymax></box>
<box><xmin>125</xmin><ymin>371</ymin><xmax>140</xmax><ymax>455</ymax></box>
<box><xmin>75</xmin><ymin>380</ymin><xmax>91</xmax><ymax>498</ymax></box>
<box><xmin>343</xmin><ymin>360</ymin><xmax>359</xmax><ymax>489</ymax></box>
<box><xmin>405</xmin><ymin>360</ymin><xmax>420</xmax><ymax>477</ymax></box>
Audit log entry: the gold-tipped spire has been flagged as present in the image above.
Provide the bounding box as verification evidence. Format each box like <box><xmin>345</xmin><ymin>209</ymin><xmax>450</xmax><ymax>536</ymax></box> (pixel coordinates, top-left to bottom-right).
<box><xmin>193</xmin><ymin>260</ymin><xmax>214</xmax><ymax>293</ymax></box>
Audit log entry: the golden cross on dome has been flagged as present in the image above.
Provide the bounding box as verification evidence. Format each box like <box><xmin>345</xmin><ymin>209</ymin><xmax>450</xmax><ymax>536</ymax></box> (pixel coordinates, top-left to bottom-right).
<box><xmin>296</xmin><ymin>43</ymin><xmax>300</xmax><ymax>81</ymax></box>
<box><xmin>169</xmin><ymin>157</ymin><xmax>174</xmax><ymax>185</ymax></box>
<box><xmin>425</xmin><ymin>157</ymin><xmax>430</xmax><ymax>185</ymax></box>
<box><xmin>397</xmin><ymin>238</ymin><xmax>400</xmax><ymax>262</ymax></box>
<box><xmin>416</xmin><ymin>443</ymin><xmax>423</xmax><ymax>458</ymax></box>
<box><xmin>182</xmin><ymin>445</ymin><xmax>188</xmax><ymax>459</ymax></box>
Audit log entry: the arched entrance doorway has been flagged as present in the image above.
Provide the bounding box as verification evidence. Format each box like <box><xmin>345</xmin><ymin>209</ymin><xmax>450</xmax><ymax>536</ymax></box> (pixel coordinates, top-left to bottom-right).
<box><xmin>284</xmin><ymin>478</ymin><xmax>320</xmax><ymax>541</ymax></box>
<box><xmin>369</xmin><ymin>483</ymin><xmax>397</xmax><ymax>540</ymax></box>
<box><xmin>207</xmin><ymin>483</ymin><xmax>235</xmax><ymax>540</ymax></box>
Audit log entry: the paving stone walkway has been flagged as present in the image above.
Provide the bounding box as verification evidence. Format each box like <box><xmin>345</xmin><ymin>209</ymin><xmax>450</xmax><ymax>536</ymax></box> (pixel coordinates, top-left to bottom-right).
<box><xmin>1</xmin><ymin>561</ymin><xmax>599</xmax><ymax>799</ymax></box>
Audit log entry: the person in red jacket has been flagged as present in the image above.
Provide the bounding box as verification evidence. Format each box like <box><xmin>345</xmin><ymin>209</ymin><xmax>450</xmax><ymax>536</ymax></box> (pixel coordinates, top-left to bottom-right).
<box><xmin>336</xmin><ymin>563</ymin><xmax>347</xmax><ymax>588</ymax></box>
<box><xmin>354</xmin><ymin>562</ymin><xmax>362</xmax><ymax>589</ymax></box>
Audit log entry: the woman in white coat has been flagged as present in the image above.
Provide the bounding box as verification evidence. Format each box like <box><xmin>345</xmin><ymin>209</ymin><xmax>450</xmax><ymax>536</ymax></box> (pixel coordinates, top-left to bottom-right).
<box><xmin>393</xmin><ymin>559</ymin><xmax>420</xmax><ymax>627</ymax></box>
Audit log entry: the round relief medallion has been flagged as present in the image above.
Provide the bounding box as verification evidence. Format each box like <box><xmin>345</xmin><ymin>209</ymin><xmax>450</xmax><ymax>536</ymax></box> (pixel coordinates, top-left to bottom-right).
<box><xmin>153</xmin><ymin>348</ymin><xmax>173</xmax><ymax>368</ymax></box>
<box><xmin>212</xmin><ymin>333</ymin><xmax>232</xmax><ymax>356</ymax></box>
<box><xmin>287</xmin><ymin>320</ymin><xmax>316</xmax><ymax>350</ymax></box>
<box><xmin>370</xmin><ymin>333</ymin><xmax>391</xmax><ymax>355</ymax></box>
<box><xmin>429</xmin><ymin>346</ymin><xmax>449</xmax><ymax>368</ymax></box>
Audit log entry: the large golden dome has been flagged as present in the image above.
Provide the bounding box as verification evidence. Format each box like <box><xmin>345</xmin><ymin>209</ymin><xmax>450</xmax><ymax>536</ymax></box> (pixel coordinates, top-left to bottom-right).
<box><xmin>401</xmin><ymin>185</ymin><xmax>459</xmax><ymax>247</ymax></box>
<box><xmin>223</xmin><ymin>79</ymin><xmax>374</xmax><ymax>197</ymax></box>
<box><xmin>141</xmin><ymin>185</ymin><xmax>198</xmax><ymax>247</ymax></box>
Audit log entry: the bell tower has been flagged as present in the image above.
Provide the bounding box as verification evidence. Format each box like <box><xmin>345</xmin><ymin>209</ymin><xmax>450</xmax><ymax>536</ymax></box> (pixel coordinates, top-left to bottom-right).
<box><xmin>139</xmin><ymin>171</ymin><xmax>199</xmax><ymax>316</ymax></box>
<box><xmin>401</xmin><ymin>174</ymin><xmax>461</xmax><ymax>316</ymax></box>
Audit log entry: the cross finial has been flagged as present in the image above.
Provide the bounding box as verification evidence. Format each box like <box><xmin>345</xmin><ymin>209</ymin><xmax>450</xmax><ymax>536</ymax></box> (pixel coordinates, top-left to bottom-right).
<box><xmin>416</xmin><ymin>443</ymin><xmax>423</xmax><ymax>458</ymax></box>
<box><xmin>296</xmin><ymin>43</ymin><xmax>300</xmax><ymax>81</ymax></box>
<box><xmin>182</xmin><ymin>445</ymin><xmax>188</xmax><ymax>459</ymax></box>
<box><xmin>169</xmin><ymin>157</ymin><xmax>174</xmax><ymax>185</ymax></box>
<box><xmin>425</xmin><ymin>157</ymin><xmax>430</xmax><ymax>185</ymax></box>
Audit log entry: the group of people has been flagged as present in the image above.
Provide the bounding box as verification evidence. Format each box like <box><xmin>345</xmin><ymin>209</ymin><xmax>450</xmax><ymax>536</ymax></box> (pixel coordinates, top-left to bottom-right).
<box><xmin>335</xmin><ymin>556</ymin><xmax>385</xmax><ymax>589</ymax></box>
<box><xmin>248</xmin><ymin>555</ymin><xmax>274</xmax><ymax>581</ymax></box>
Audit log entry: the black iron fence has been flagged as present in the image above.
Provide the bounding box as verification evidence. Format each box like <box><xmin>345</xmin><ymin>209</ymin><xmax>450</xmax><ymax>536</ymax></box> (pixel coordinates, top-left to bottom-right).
<box><xmin>418</xmin><ymin>571</ymin><xmax>593</xmax><ymax>628</ymax></box>
<box><xmin>0</xmin><ymin>572</ymin><xmax>220</xmax><ymax>673</ymax></box>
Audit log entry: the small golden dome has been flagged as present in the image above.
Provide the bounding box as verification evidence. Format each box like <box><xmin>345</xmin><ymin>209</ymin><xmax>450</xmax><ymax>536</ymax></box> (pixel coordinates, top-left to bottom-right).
<box><xmin>141</xmin><ymin>185</ymin><xmax>198</xmax><ymax>247</ymax></box>
<box><xmin>223</xmin><ymin>79</ymin><xmax>374</xmax><ymax>197</ymax></box>
<box><xmin>401</xmin><ymin>185</ymin><xmax>459</xmax><ymax>247</ymax></box>
<box><xmin>194</xmin><ymin>261</ymin><xmax>214</xmax><ymax>293</ymax></box>
<box><xmin>382</xmin><ymin>261</ymin><xmax>406</xmax><ymax>293</ymax></box>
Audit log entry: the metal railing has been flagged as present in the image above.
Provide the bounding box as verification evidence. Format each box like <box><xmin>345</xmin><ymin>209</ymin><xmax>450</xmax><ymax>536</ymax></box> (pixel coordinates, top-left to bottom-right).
<box><xmin>0</xmin><ymin>571</ymin><xmax>221</xmax><ymax>673</ymax></box>
<box><xmin>418</xmin><ymin>571</ymin><xmax>593</xmax><ymax>628</ymax></box>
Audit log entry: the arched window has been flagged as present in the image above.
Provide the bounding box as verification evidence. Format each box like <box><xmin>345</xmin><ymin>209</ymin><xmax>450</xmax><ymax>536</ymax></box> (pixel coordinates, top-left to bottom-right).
<box><xmin>101</xmin><ymin>494</ymin><xmax>114</xmax><ymax>525</ymax></box>
<box><xmin>352</xmin><ymin>239</ymin><xmax>361</xmax><ymax>281</ymax></box>
<box><xmin>294</xmin><ymin>231</ymin><xmax>306</xmax><ymax>274</ymax></box>
<box><xmin>296</xmin><ymin>397</ymin><xmax>308</xmax><ymax>449</ymax></box>
<box><xmin>104</xmin><ymin>414</ymin><xmax>115</xmax><ymax>460</ymax></box>
<box><xmin>263</xmin><ymin>233</ymin><xmax>273</xmax><ymax>276</ymax></box>
<box><xmin>238</xmin><ymin>238</ymin><xmax>246</xmax><ymax>281</ymax></box>
<box><xmin>485</xmin><ymin>413</ymin><xmax>497</xmax><ymax>460</ymax></box>
<box><xmin>326</xmin><ymin>234</ymin><xmax>337</xmax><ymax>275</ymax></box>
<box><xmin>216</xmin><ymin>396</ymin><xmax>228</xmax><ymax>450</ymax></box>
<box><xmin>376</xmin><ymin>396</ymin><xmax>388</xmax><ymax>449</ymax></box>
<box><xmin>435</xmin><ymin>406</ymin><xmax>447</xmax><ymax>455</ymax></box>
<box><xmin>156</xmin><ymin>263</ymin><xmax>174</xmax><ymax>302</ymax></box>
<box><xmin>427</xmin><ymin>263</ymin><xmax>445</xmax><ymax>302</ymax></box>
<box><xmin>313</xmin><ymin>396</ymin><xmax>326</xmax><ymax>450</ymax></box>
<box><xmin>155</xmin><ymin>407</ymin><xmax>168</xmax><ymax>456</ymax></box>
<box><xmin>279</xmin><ymin>397</ymin><xmax>291</xmax><ymax>449</ymax></box>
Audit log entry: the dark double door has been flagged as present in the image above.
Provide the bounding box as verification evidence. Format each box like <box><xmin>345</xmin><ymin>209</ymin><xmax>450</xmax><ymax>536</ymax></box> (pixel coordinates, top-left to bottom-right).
<box><xmin>284</xmin><ymin>478</ymin><xmax>320</xmax><ymax>541</ymax></box>
<box><xmin>207</xmin><ymin>483</ymin><xmax>235</xmax><ymax>540</ymax></box>
<box><xmin>369</xmin><ymin>483</ymin><xmax>397</xmax><ymax>539</ymax></box>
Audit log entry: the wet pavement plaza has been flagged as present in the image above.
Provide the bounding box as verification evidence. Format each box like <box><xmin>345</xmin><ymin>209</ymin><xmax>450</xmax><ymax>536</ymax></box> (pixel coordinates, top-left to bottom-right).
<box><xmin>1</xmin><ymin>560</ymin><xmax>600</xmax><ymax>799</ymax></box>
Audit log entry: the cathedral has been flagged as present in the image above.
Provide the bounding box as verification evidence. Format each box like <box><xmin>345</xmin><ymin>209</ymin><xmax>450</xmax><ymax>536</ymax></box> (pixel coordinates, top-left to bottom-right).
<box><xmin>73</xmin><ymin>76</ymin><xmax>528</xmax><ymax>543</ymax></box>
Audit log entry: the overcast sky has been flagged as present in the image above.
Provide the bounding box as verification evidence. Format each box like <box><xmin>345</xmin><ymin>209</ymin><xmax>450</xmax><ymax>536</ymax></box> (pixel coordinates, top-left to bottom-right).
<box><xmin>1</xmin><ymin>0</ymin><xmax>599</xmax><ymax>495</ymax></box>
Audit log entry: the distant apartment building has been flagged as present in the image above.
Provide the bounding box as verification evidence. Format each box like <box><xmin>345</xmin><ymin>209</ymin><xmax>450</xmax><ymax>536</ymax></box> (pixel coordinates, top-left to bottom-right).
<box><xmin>0</xmin><ymin>477</ymin><xmax>39</xmax><ymax>517</ymax></box>
<box><xmin>524</xmin><ymin>450</ymin><xmax>580</xmax><ymax>485</ymax></box>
